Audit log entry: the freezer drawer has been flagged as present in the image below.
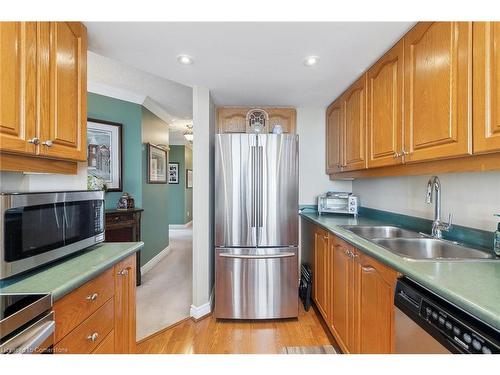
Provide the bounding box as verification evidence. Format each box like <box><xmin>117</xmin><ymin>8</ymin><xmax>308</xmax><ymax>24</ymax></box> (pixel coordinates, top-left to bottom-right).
<box><xmin>214</xmin><ymin>248</ymin><xmax>299</xmax><ymax>319</ymax></box>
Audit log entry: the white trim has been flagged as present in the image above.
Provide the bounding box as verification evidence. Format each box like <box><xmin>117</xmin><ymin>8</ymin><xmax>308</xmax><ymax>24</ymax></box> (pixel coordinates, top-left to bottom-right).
<box><xmin>143</xmin><ymin>97</ymin><xmax>175</xmax><ymax>125</ymax></box>
<box><xmin>140</xmin><ymin>245</ymin><xmax>171</xmax><ymax>276</ymax></box>
<box><xmin>88</xmin><ymin>80</ymin><xmax>146</xmax><ymax>104</ymax></box>
<box><xmin>190</xmin><ymin>288</ymin><xmax>214</xmax><ymax>320</ymax></box>
<box><xmin>169</xmin><ymin>220</ymin><xmax>192</xmax><ymax>229</ymax></box>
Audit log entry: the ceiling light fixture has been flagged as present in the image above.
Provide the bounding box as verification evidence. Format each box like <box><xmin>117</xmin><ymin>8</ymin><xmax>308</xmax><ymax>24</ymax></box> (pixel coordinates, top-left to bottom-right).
<box><xmin>184</xmin><ymin>124</ymin><xmax>194</xmax><ymax>142</ymax></box>
<box><xmin>177</xmin><ymin>54</ymin><xmax>193</xmax><ymax>65</ymax></box>
<box><xmin>304</xmin><ymin>55</ymin><xmax>319</xmax><ymax>67</ymax></box>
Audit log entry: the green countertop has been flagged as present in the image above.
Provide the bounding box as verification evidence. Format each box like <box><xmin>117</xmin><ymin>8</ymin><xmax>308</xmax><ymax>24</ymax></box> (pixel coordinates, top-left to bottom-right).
<box><xmin>300</xmin><ymin>211</ymin><xmax>500</xmax><ymax>331</ymax></box>
<box><xmin>0</xmin><ymin>242</ymin><xmax>143</xmax><ymax>301</ymax></box>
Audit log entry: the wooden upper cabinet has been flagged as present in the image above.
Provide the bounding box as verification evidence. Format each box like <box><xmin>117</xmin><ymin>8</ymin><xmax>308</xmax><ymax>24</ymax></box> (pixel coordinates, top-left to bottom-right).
<box><xmin>342</xmin><ymin>75</ymin><xmax>367</xmax><ymax>171</ymax></box>
<box><xmin>473</xmin><ymin>22</ymin><xmax>500</xmax><ymax>154</ymax></box>
<box><xmin>0</xmin><ymin>22</ymin><xmax>37</xmax><ymax>155</ymax></box>
<box><xmin>367</xmin><ymin>40</ymin><xmax>404</xmax><ymax>168</ymax></box>
<box><xmin>404</xmin><ymin>22</ymin><xmax>472</xmax><ymax>163</ymax></box>
<box><xmin>217</xmin><ymin>107</ymin><xmax>296</xmax><ymax>134</ymax></box>
<box><xmin>39</xmin><ymin>22</ymin><xmax>87</xmax><ymax>161</ymax></box>
<box><xmin>326</xmin><ymin>99</ymin><xmax>343</xmax><ymax>173</ymax></box>
<box><xmin>353</xmin><ymin>250</ymin><xmax>397</xmax><ymax>354</ymax></box>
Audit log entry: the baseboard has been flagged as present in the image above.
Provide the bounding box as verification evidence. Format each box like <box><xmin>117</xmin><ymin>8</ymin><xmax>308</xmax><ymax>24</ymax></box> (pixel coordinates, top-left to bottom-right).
<box><xmin>190</xmin><ymin>287</ymin><xmax>214</xmax><ymax>320</ymax></box>
<box><xmin>169</xmin><ymin>220</ymin><xmax>192</xmax><ymax>229</ymax></box>
<box><xmin>140</xmin><ymin>245</ymin><xmax>171</xmax><ymax>277</ymax></box>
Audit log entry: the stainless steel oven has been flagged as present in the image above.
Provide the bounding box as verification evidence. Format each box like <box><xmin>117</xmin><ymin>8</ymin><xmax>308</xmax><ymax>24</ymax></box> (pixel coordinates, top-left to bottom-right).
<box><xmin>1</xmin><ymin>191</ymin><xmax>105</xmax><ymax>280</ymax></box>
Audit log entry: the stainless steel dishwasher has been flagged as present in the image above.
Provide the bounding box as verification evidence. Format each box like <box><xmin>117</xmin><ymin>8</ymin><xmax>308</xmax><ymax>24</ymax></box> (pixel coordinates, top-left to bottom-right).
<box><xmin>394</xmin><ymin>277</ymin><xmax>500</xmax><ymax>354</ymax></box>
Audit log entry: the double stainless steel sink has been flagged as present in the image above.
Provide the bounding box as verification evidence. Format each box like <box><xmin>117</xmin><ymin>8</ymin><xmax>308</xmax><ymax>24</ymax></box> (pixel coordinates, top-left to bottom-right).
<box><xmin>340</xmin><ymin>225</ymin><xmax>496</xmax><ymax>261</ymax></box>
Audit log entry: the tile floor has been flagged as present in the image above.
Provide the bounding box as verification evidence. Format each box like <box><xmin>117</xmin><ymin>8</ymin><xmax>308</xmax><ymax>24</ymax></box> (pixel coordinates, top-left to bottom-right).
<box><xmin>136</xmin><ymin>227</ymin><xmax>192</xmax><ymax>341</ymax></box>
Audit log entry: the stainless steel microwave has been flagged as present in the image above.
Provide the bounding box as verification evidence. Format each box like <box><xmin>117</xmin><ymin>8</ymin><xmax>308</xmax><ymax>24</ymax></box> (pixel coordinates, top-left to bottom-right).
<box><xmin>0</xmin><ymin>191</ymin><xmax>105</xmax><ymax>280</ymax></box>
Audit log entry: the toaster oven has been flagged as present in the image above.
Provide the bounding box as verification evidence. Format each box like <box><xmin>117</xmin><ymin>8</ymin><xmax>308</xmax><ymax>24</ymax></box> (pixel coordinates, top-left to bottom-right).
<box><xmin>318</xmin><ymin>192</ymin><xmax>358</xmax><ymax>216</ymax></box>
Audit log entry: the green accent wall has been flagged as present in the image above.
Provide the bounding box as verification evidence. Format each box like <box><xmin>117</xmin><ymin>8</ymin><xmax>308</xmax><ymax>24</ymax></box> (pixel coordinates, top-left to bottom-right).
<box><xmin>141</xmin><ymin>108</ymin><xmax>170</xmax><ymax>266</ymax></box>
<box><xmin>87</xmin><ymin>93</ymin><xmax>143</xmax><ymax>210</ymax></box>
<box><xmin>168</xmin><ymin>145</ymin><xmax>193</xmax><ymax>225</ymax></box>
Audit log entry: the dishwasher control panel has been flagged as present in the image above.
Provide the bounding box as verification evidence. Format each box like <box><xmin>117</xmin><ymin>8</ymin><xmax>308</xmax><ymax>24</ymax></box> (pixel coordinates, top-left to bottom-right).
<box><xmin>419</xmin><ymin>299</ymin><xmax>498</xmax><ymax>354</ymax></box>
<box><xmin>395</xmin><ymin>277</ymin><xmax>500</xmax><ymax>354</ymax></box>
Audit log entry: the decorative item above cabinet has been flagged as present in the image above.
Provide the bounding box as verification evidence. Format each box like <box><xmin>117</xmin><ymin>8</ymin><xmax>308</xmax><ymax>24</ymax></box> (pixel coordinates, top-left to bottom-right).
<box><xmin>0</xmin><ymin>21</ymin><xmax>87</xmax><ymax>174</ymax></box>
<box><xmin>217</xmin><ymin>107</ymin><xmax>296</xmax><ymax>134</ymax></box>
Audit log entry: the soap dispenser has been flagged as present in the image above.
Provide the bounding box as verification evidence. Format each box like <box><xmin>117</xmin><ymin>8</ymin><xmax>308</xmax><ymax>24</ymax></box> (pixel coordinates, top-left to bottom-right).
<box><xmin>495</xmin><ymin>214</ymin><xmax>500</xmax><ymax>256</ymax></box>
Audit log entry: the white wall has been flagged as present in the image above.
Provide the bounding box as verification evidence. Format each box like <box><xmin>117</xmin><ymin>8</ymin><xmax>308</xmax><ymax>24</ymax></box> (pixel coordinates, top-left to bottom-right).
<box><xmin>352</xmin><ymin>171</ymin><xmax>500</xmax><ymax>232</ymax></box>
<box><xmin>0</xmin><ymin>162</ymin><xmax>87</xmax><ymax>192</ymax></box>
<box><xmin>296</xmin><ymin>107</ymin><xmax>352</xmax><ymax>205</ymax></box>
<box><xmin>191</xmin><ymin>86</ymin><xmax>215</xmax><ymax>315</ymax></box>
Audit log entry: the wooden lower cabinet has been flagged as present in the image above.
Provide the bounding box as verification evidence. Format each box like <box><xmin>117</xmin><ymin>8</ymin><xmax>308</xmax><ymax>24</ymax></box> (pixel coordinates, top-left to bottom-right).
<box><xmin>312</xmin><ymin>227</ymin><xmax>397</xmax><ymax>354</ymax></box>
<box><xmin>313</xmin><ymin>227</ymin><xmax>330</xmax><ymax>321</ymax></box>
<box><xmin>330</xmin><ymin>236</ymin><xmax>353</xmax><ymax>352</ymax></box>
<box><xmin>353</xmin><ymin>249</ymin><xmax>398</xmax><ymax>354</ymax></box>
<box><xmin>53</xmin><ymin>253</ymin><xmax>137</xmax><ymax>354</ymax></box>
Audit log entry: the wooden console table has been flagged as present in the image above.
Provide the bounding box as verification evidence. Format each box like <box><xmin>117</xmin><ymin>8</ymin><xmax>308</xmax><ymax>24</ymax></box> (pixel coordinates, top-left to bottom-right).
<box><xmin>105</xmin><ymin>208</ymin><xmax>144</xmax><ymax>286</ymax></box>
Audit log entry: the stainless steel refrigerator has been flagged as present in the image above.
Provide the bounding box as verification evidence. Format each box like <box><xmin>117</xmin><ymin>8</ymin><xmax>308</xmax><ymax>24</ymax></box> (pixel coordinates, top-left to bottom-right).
<box><xmin>214</xmin><ymin>133</ymin><xmax>299</xmax><ymax>319</ymax></box>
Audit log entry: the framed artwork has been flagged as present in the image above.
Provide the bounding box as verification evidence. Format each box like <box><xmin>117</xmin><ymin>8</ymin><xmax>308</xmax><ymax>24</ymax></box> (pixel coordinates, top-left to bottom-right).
<box><xmin>168</xmin><ymin>162</ymin><xmax>179</xmax><ymax>184</ymax></box>
<box><xmin>87</xmin><ymin>118</ymin><xmax>123</xmax><ymax>191</ymax></box>
<box><xmin>148</xmin><ymin>143</ymin><xmax>168</xmax><ymax>184</ymax></box>
<box><xmin>186</xmin><ymin>169</ymin><xmax>193</xmax><ymax>188</ymax></box>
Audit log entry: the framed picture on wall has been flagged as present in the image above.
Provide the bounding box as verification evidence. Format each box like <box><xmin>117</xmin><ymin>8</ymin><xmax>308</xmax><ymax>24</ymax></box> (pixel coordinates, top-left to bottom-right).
<box><xmin>186</xmin><ymin>169</ymin><xmax>193</xmax><ymax>188</ymax></box>
<box><xmin>168</xmin><ymin>162</ymin><xmax>179</xmax><ymax>184</ymax></box>
<box><xmin>87</xmin><ymin>118</ymin><xmax>123</xmax><ymax>191</ymax></box>
<box><xmin>148</xmin><ymin>143</ymin><xmax>168</xmax><ymax>184</ymax></box>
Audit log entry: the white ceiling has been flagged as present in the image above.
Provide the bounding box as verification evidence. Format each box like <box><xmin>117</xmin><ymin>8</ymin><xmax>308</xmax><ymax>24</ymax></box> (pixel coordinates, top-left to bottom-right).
<box><xmin>86</xmin><ymin>22</ymin><xmax>415</xmax><ymax>107</ymax></box>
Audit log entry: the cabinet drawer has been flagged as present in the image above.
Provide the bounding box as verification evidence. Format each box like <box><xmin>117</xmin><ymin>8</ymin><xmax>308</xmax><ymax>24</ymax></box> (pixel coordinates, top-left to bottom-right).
<box><xmin>55</xmin><ymin>298</ymin><xmax>114</xmax><ymax>354</ymax></box>
<box><xmin>106</xmin><ymin>214</ymin><xmax>134</xmax><ymax>225</ymax></box>
<box><xmin>92</xmin><ymin>330</ymin><xmax>115</xmax><ymax>354</ymax></box>
<box><xmin>54</xmin><ymin>267</ymin><xmax>114</xmax><ymax>342</ymax></box>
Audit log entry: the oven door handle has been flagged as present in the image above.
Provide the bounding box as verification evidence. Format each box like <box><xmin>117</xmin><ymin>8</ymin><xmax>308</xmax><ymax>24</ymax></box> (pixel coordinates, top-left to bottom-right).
<box><xmin>16</xmin><ymin>320</ymin><xmax>55</xmax><ymax>354</ymax></box>
<box><xmin>219</xmin><ymin>252</ymin><xmax>295</xmax><ymax>259</ymax></box>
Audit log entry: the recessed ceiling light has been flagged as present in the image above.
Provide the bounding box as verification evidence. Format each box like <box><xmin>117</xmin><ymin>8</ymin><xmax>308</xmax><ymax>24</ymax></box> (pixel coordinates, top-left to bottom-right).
<box><xmin>304</xmin><ymin>55</ymin><xmax>319</xmax><ymax>67</ymax></box>
<box><xmin>177</xmin><ymin>55</ymin><xmax>193</xmax><ymax>65</ymax></box>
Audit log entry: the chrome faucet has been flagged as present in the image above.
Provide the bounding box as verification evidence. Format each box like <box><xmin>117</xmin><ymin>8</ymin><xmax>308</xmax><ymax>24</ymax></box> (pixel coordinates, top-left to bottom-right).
<box><xmin>425</xmin><ymin>176</ymin><xmax>452</xmax><ymax>239</ymax></box>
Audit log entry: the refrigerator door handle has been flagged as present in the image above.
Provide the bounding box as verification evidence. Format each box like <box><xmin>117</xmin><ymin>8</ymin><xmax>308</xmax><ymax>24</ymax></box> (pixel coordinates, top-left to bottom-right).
<box><xmin>250</xmin><ymin>145</ymin><xmax>256</xmax><ymax>228</ymax></box>
<box><xmin>219</xmin><ymin>252</ymin><xmax>295</xmax><ymax>259</ymax></box>
<box><xmin>257</xmin><ymin>145</ymin><xmax>263</xmax><ymax>228</ymax></box>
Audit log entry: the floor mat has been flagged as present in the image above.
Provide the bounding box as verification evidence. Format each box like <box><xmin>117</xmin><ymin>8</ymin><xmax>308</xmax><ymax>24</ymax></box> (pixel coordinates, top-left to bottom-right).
<box><xmin>281</xmin><ymin>345</ymin><xmax>338</xmax><ymax>354</ymax></box>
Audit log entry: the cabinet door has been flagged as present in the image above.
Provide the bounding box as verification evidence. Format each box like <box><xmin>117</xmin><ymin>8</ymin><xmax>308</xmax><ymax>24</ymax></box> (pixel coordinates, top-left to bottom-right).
<box><xmin>473</xmin><ymin>22</ymin><xmax>500</xmax><ymax>154</ymax></box>
<box><xmin>313</xmin><ymin>228</ymin><xmax>329</xmax><ymax>320</ymax></box>
<box><xmin>39</xmin><ymin>22</ymin><xmax>87</xmax><ymax>161</ymax></box>
<box><xmin>331</xmin><ymin>237</ymin><xmax>352</xmax><ymax>353</ymax></box>
<box><xmin>326</xmin><ymin>99</ymin><xmax>343</xmax><ymax>173</ymax></box>
<box><xmin>114</xmin><ymin>254</ymin><xmax>137</xmax><ymax>354</ymax></box>
<box><xmin>342</xmin><ymin>75</ymin><xmax>367</xmax><ymax>171</ymax></box>
<box><xmin>404</xmin><ymin>22</ymin><xmax>472</xmax><ymax>163</ymax></box>
<box><xmin>0</xmin><ymin>22</ymin><xmax>37</xmax><ymax>154</ymax></box>
<box><xmin>353</xmin><ymin>251</ymin><xmax>397</xmax><ymax>354</ymax></box>
<box><xmin>367</xmin><ymin>40</ymin><xmax>404</xmax><ymax>168</ymax></box>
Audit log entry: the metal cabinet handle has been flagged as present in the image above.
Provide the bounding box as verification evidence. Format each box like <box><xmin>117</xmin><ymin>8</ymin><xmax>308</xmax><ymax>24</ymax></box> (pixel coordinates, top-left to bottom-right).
<box><xmin>42</xmin><ymin>140</ymin><xmax>53</xmax><ymax>147</ymax></box>
<box><xmin>118</xmin><ymin>268</ymin><xmax>129</xmax><ymax>276</ymax></box>
<box><xmin>393</xmin><ymin>151</ymin><xmax>401</xmax><ymax>158</ymax></box>
<box><xmin>401</xmin><ymin>149</ymin><xmax>410</xmax><ymax>156</ymax></box>
<box><xmin>28</xmin><ymin>137</ymin><xmax>40</xmax><ymax>145</ymax></box>
<box><xmin>87</xmin><ymin>332</ymin><xmax>99</xmax><ymax>342</ymax></box>
<box><xmin>86</xmin><ymin>293</ymin><xmax>98</xmax><ymax>301</ymax></box>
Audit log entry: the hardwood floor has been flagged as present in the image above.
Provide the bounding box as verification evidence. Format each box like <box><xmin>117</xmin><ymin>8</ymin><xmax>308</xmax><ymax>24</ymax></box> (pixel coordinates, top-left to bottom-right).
<box><xmin>137</xmin><ymin>304</ymin><xmax>335</xmax><ymax>354</ymax></box>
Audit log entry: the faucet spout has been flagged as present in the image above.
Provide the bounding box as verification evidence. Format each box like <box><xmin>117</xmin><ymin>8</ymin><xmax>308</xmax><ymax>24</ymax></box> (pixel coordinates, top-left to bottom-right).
<box><xmin>425</xmin><ymin>176</ymin><xmax>451</xmax><ymax>239</ymax></box>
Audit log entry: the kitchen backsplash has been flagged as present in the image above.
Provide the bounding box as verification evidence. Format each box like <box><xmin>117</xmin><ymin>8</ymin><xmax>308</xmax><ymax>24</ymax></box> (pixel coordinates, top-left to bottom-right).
<box><xmin>352</xmin><ymin>171</ymin><xmax>500</xmax><ymax>232</ymax></box>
